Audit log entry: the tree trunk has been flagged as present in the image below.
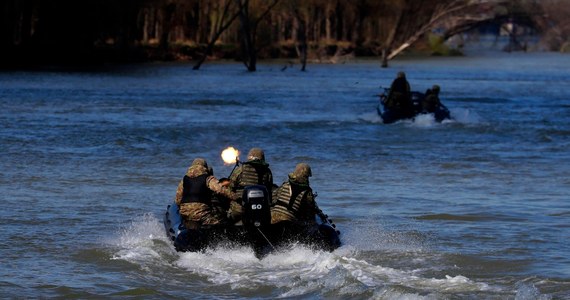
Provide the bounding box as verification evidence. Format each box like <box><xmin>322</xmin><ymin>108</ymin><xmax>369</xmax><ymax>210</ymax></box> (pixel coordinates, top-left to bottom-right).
<box><xmin>298</xmin><ymin>22</ymin><xmax>307</xmax><ymax>71</ymax></box>
<box><xmin>193</xmin><ymin>0</ymin><xmax>240</xmax><ymax>70</ymax></box>
<box><xmin>238</xmin><ymin>0</ymin><xmax>256</xmax><ymax>71</ymax></box>
<box><xmin>293</xmin><ymin>8</ymin><xmax>308</xmax><ymax>71</ymax></box>
<box><xmin>381</xmin><ymin>49</ymin><xmax>388</xmax><ymax>68</ymax></box>
<box><xmin>325</xmin><ymin>3</ymin><xmax>332</xmax><ymax>41</ymax></box>
<box><xmin>237</xmin><ymin>0</ymin><xmax>280</xmax><ymax>72</ymax></box>
<box><xmin>193</xmin><ymin>42</ymin><xmax>212</xmax><ymax>70</ymax></box>
<box><xmin>159</xmin><ymin>3</ymin><xmax>176</xmax><ymax>52</ymax></box>
<box><xmin>381</xmin><ymin>6</ymin><xmax>404</xmax><ymax>68</ymax></box>
<box><xmin>383</xmin><ymin>1</ymin><xmax>504</xmax><ymax>65</ymax></box>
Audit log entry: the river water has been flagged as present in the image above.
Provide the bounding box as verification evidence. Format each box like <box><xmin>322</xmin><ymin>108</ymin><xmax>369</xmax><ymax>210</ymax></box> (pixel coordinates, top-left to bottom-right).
<box><xmin>1</xmin><ymin>53</ymin><xmax>569</xmax><ymax>299</ymax></box>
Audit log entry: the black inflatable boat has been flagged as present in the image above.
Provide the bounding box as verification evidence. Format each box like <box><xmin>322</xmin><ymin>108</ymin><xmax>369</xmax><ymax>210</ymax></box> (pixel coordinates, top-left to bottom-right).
<box><xmin>377</xmin><ymin>88</ymin><xmax>451</xmax><ymax>124</ymax></box>
<box><xmin>164</xmin><ymin>185</ymin><xmax>341</xmax><ymax>258</ymax></box>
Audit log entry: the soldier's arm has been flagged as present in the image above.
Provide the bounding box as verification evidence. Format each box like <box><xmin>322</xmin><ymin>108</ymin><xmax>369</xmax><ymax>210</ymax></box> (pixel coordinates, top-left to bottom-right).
<box><xmin>207</xmin><ymin>176</ymin><xmax>238</xmax><ymax>201</ymax></box>
<box><xmin>174</xmin><ymin>179</ymin><xmax>184</xmax><ymax>206</ymax></box>
<box><xmin>297</xmin><ymin>189</ymin><xmax>318</xmax><ymax>221</ymax></box>
<box><xmin>228</xmin><ymin>167</ymin><xmax>241</xmax><ymax>190</ymax></box>
<box><xmin>306</xmin><ymin>190</ymin><xmax>318</xmax><ymax>214</ymax></box>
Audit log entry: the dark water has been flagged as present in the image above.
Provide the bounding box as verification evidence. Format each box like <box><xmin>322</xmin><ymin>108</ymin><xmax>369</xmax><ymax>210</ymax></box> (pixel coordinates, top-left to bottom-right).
<box><xmin>1</xmin><ymin>53</ymin><xmax>569</xmax><ymax>299</ymax></box>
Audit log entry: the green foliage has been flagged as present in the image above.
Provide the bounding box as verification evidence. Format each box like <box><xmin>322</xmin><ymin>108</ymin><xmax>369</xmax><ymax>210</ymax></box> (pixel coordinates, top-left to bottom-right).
<box><xmin>428</xmin><ymin>34</ymin><xmax>447</xmax><ymax>55</ymax></box>
<box><xmin>427</xmin><ymin>33</ymin><xmax>462</xmax><ymax>56</ymax></box>
<box><xmin>561</xmin><ymin>42</ymin><xmax>570</xmax><ymax>53</ymax></box>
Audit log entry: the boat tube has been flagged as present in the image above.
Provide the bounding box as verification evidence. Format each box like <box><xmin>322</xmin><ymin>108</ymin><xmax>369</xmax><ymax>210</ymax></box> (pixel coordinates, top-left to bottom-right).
<box><xmin>164</xmin><ymin>185</ymin><xmax>341</xmax><ymax>258</ymax></box>
<box><xmin>377</xmin><ymin>88</ymin><xmax>451</xmax><ymax>124</ymax></box>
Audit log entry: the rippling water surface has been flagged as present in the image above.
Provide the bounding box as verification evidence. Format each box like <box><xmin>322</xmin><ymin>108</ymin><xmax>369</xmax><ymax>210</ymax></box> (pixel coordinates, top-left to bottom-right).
<box><xmin>1</xmin><ymin>53</ymin><xmax>570</xmax><ymax>299</ymax></box>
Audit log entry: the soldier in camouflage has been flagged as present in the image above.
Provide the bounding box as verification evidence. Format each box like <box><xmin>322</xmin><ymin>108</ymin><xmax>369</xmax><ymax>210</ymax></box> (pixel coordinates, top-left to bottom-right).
<box><xmin>422</xmin><ymin>84</ymin><xmax>442</xmax><ymax>113</ymax></box>
<box><xmin>270</xmin><ymin>163</ymin><xmax>319</xmax><ymax>225</ymax></box>
<box><xmin>175</xmin><ymin>158</ymin><xmax>237</xmax><ymax>228</ymax></box>
<box><xmin>386</xmin><ymin>71</ymin><xmax>414</xmax><ymax>117</ymax></box>
<box><xmin>228</xmin><ymin>148</ymin><xmax>274</xmax><ymax>223</ymax></box>
<box><xmin>210</xmin><ymin>177</ymin><xmax>232</xmax><ymax>220</ymax></box>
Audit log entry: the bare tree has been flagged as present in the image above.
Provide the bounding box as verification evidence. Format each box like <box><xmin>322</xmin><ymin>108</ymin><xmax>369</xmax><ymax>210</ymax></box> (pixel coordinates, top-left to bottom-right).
<box><xmin>158</xmin><ymin>0</ymin><xmax>177</xmax><ymax>53</ymax></box>
<box><xmin>193</xmin><ymin>0</ymin><xmax>241</xmax><ymax>70</ymax></box>
<box><xmin>236</xmin><ymin>0</ymin><xmax>280</xmax><ymax>71</ymax></box>
<box><xmin>379</xmin><ymin>0</ymin><xmax>509</xmax><ymax>67</ymax></box>
<box><xmin>527</xmin><ymin>0</ymin><xmax>570</xmax><ymax>51</ymax></box>
<box><xmin>1</xmin><ymin>0</ymin><xmax>554</xmax><ymax>68</ymax></box>
<box><xmin>286</xmin><ymin>0</ymin><xmax>309</xmax><ymax>71</ymax></box>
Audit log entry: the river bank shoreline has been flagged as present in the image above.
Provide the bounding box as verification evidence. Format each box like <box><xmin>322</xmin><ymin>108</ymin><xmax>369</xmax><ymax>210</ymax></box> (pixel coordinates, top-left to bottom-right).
<box><xmin>2</xmin><ymin>35</ymin><xmax>564</xmax><ymax>71</ymax></box>
<box><xmin>0</xmin><ymin>35</ymin><xmax>529</xmax><ymax>70</ymax></box>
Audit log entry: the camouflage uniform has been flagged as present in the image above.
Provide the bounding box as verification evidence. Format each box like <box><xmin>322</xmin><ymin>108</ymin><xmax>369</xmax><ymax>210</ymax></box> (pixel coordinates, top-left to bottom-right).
<box><xmin>210</xmin><ymin>178</ymin><xmax>232</xmax><ymax>219</ymax></box>
<box><xmin>228</xmin><ymin>148</ymin><xmax>274</xmax><ymax>222</ymax></box>
<box><xmin>270</xmin><ymin>163</ymin><xmax>318</xmax><ymax>225</ymax></box>
<box><xmin>386</xmin><ymin>71</ymin><xmax>413</xmax><ymax>116</ymax></box>
<box><xmin>175</xmin><ymin>158</ymin><xmax>237</xmax><ymax>226</ymax></box>
<box><xmin>422</xmin><ymin>85</ymin><xmax>441</xmax><ymax>113</ymax></box>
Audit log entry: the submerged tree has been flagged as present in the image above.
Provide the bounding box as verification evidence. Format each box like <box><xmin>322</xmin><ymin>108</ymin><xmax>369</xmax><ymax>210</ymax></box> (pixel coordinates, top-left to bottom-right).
<box><xmin>192</xmin><ymin>0</ymin><xmax>241</xmax><ymax>70</ymax></box>
<box><xmin>236</xmin><ymin>0</ymin><xmax>280</xmax><ymax>71</ymax></box>
<box><xmin>286</xmin><ymin>0</ymin><xmax>309</xmax><ymax>71</ymax></box>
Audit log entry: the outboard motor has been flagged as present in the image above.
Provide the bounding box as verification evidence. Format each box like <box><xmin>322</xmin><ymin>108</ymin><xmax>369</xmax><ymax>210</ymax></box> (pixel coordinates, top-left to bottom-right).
<box><xmin>241</xmin><ymin>185</ymin><xmax>271</xmax><ymax>228</ymax></box>
<box><xmin>241</xmin><ymin>185</ymin><xmax>273</xmax><ymax>258</ymax></box>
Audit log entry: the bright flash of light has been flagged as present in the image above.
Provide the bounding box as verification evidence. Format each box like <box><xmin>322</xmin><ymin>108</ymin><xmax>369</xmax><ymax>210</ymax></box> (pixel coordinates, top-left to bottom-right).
<box><xmin>221</xmin><ymin>147</ymin><xmax>239</xmax><ymax>165</ymax></box>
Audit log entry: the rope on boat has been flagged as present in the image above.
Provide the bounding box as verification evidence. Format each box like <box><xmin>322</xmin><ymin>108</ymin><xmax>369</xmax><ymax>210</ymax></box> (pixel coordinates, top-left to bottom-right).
<box><xmin>256</xmin><ymin>227</ymin><xmax>276</xmax><ymax>251</ymax></box>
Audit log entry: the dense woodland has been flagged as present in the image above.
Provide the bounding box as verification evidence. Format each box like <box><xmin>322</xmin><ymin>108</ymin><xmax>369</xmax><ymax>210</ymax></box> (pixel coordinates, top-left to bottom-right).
<box><xmin>1</xmin><ymin>0</ymin><xmax>568</xmax><ymax>70</ymax></box>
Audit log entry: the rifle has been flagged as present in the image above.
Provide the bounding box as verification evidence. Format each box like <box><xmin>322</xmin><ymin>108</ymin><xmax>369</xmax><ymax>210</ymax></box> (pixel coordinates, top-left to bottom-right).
<box><xmin>314</xmin><ymin>192</ymin><xmax>340</xmax><ymax>235</ymax></box>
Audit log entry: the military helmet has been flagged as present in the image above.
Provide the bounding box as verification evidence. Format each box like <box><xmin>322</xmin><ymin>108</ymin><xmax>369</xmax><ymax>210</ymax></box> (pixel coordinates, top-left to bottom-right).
<box><xmin>247</xmin><ymin>148</ymin><xmax>265</xmax><ymax>162</ymax></box>
<box><xmin>293</xmin><ymin>163</ymin><xmax>312</xmax><ymax>179</ymax></box>
<box><xmin>432</xmin><ymin>84</ymin><xmax>440</xmax><ymax>92</ymax></box>
<box><xmin>191</xmin><ymin>158</ymin><xmax>208</xmax><ymax>168</ymax></box>
<box><xmin>397</xmin><ymin>71</ymin><xmax>406</xmax><ymax>79</ymax></box>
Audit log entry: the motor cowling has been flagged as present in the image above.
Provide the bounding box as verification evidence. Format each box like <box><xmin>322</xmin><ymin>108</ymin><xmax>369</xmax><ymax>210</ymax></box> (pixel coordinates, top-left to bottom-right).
<box><xmin>241</xmin><ymin>185</ymin><xmax>271</xmax><ymax>228</ymax></box>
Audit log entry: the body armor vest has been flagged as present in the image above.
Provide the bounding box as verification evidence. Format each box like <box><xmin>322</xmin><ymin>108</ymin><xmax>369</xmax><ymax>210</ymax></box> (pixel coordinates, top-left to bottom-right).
<box><xmin>181</xmin><ymin>174</ymin><xmax>212</xmax><ymax>205</ymax></box>
<box><xmin>235</xmin><ymin>162</ymin><xmax>271</xmax><ymax>198</ymax></box>
<box><xmin>272</xmin><ymin>181</ymin><xmax>309</xmax><ymax>220</ymax></box>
